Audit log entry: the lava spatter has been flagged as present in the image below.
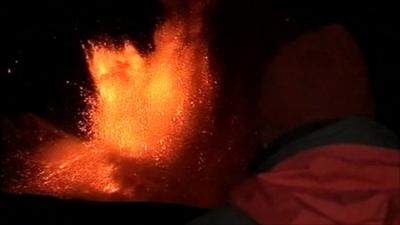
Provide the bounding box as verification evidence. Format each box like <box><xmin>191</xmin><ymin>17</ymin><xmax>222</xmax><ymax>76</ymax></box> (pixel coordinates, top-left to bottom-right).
<box><xmin>3</xmin><ymin>1</ymin><xmax>216</xmax><ymax>203</ymax></box>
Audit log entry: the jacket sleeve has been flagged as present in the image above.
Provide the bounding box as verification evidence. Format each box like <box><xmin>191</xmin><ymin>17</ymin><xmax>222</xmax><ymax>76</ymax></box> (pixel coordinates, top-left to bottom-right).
<box><xmin>231</xmin><ymin>117</ymin><xmax>400</xmax><ymax>225</ymax></box>
<box><xmin>189</xmin><ymin>117</ymin><xmax>400</xmax><ymax>225</ymax></box>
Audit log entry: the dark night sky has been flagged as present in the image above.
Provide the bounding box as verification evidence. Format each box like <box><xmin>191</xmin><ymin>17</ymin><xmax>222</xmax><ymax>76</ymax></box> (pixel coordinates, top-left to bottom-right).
<box><xmin>1</xmin><ymin>0</ymin><xmax>163</xmax><ymax>135</ymax></box>
<box><xmin>1</xmin><ymin>1</ymin><xmax>399</xmax><ymax>134</ymax></box>
<box><xmin>0</xmin><ymin>1</ymin><xmax>398</xmax><ymax>123</ymax></box>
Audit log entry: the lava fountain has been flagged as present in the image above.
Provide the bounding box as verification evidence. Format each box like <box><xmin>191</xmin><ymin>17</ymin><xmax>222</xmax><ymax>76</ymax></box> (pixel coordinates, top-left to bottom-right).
<box><xmin>2</xmin><ymin>1</ymin><xmax>217</xmax><ymax>204</ymax></box>
<box><xmin>84</xmin><ymin>18</ymin><xmax>213</xmax><ymax>160</ymax></box>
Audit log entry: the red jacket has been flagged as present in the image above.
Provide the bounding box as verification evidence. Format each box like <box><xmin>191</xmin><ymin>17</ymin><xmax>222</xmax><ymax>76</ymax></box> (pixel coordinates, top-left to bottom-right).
<box><xmin>233</xmin><ymin>144</ymin><xmax>400</xmax><ymax>225</ymax></box>
<box><xmin>190</xmin><ymin>118</ymin><xmax>400</xmax><ymax>225</ymax></box>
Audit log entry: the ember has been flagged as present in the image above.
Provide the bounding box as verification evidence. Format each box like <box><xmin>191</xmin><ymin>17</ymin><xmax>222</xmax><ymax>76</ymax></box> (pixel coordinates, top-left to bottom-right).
<box><xmin>3</xmin><ymin>1</ymin><xmax>216</xmax><ymax>203</ymax></box>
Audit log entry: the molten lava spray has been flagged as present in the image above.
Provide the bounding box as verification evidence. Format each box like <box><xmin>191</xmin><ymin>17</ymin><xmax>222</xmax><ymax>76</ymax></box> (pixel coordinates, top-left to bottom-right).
<box><xmin>3</xmin><ymin>0</ymin><xmax>219</xmax><ymax>204</ymax></box>
<box><xmin>85</xmin><ymin>19</ymin><xmax>212</xmax><ymax>158</ymax></box>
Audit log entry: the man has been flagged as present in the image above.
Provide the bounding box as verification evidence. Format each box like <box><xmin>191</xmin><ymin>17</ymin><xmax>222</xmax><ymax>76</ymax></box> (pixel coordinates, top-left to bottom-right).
<box><xmin>189</xmin><ymin>25</ymin><xmax>400</xmax><ymax>225</ymax></box>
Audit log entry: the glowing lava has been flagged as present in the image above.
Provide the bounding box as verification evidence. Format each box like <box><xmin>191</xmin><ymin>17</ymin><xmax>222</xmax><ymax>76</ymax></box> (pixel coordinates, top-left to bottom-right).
<box><xmin>85</xmin><ymin>20</ymin><xmax>212</xmax><ymax>157</ymax></box>
<box><xmin>3</xmin><ymin>1</ymin><xmax>216</xmax><ymax>203</ymax></box>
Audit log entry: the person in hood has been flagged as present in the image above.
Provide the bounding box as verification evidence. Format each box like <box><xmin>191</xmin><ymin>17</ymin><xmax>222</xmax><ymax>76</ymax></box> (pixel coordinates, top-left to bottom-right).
<box><xmin>189</xmin><ymin>24</ymin><xmax>400</xmax><ymax>225</ymax></box>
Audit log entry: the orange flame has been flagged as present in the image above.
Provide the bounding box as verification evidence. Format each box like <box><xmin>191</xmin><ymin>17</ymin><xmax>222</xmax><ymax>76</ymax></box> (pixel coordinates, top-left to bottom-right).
<box><xmin>4</xmin><ymin>2</ymin><xmax>216</xmax><ymax>203</ymax></box>
<box><xmin>85</xmin><ymin>20</ymin><xmax>212</xmax><ymax>158</ymax></box>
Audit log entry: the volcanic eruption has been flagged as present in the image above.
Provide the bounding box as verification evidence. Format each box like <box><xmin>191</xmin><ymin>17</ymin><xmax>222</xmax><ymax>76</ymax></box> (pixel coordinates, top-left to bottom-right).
<box><xmin>2</xmin><ymin>0</ymin><xmax>219</xmax><ymax>205</ymax></box>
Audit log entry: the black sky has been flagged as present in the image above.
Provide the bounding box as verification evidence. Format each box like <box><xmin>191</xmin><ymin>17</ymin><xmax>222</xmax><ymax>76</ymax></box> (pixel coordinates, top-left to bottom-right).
<box><xmin>1</xmin><ymin>0</ymin><xmax>399</xmax><ymax>134</ymax></box>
